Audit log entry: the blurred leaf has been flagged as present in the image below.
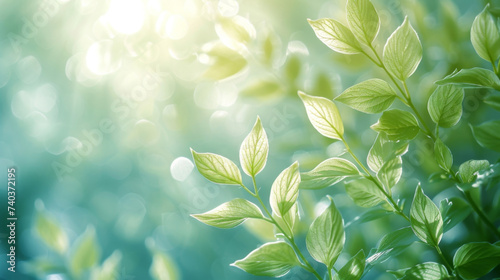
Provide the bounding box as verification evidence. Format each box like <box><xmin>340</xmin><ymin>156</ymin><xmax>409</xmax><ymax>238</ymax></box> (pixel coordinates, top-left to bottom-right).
<box><xmin>240</xmin><ymin>116</ymin><xmax>269</xmax><ymax>177</ymax></box>
<box><xmin>439</xmin><ymin>197</ymin><xmax>471</xmax><ymax>232</ymax></box>
<box><xmin>333</xmin><ymin>250</ymin><xmax>365</xmax><ymax>280</ymax></box>
<box><xmin>335</xmin><ymin>79</ymin><xmax>397</xmax><ymax>114</ymax></box>
<box><xmin>400</xmin><ymin>262</ymin><xmax>451</xmax><ymax>280</ymax></box>
<box><xmin>203</xmin><ymin>44</ymin><xmax>247</xmax><ymax>80</ymax></box>
<box><xmin>346</xmin><ymin>0</ymin><xmax>380</xmax><ymax>45</ymax></box>
<box><xmin>377</xmin><ymin>156</ymin><xmax>402</xmax><ymax>189</ymax></box>
<box><xmin>70</xmin><ymin>226</ymin><xmax>100</xmax><ymax>277</ymax></box>
<box><xmin>306</xmin><ymin>196</ymin><xmax>344</xmax><ymax>269</ymax></box>
<box><xmin>243</xmin><ymin>218</ymin><xmax>276</xmax><ymax>242</ymax></box>
<box><xmin>191</xmin><ymin>149</ymin><xmax>242</xmax><ymax>185</ymax></box>
<box><xmin>308</xmin><ymin>18</ymin><xmax>362</xmax><ymax>54</ymax></box>
<box><xmin>232</xmin><ymin>242</ymin><xmax>300</xmax><ymax>277</ymax></box>
<box><xmin>35</xmin><ymin>210</ymin><xmax>69</xmax><ymax>254</ymax></box>
<box><xmin>150</xmin><ymin>252</ymin><xmax>179</xmax><ymax>280</ymax></box>
<box><xmin>345</xmin><ymin>209</ymin><xmax>391</xmax><ymax>228</ymax></box>
<box><xmin>298</xmin><ymin>91</ymin><xmax>344</xmax><ymax>140</ymax></box>
<box><xmin>91</xmin><ymin>251</ymin><xmax>122</xmax><ymax>280</ymax></box>
<box><xmin>192</xmin><ymin>198</ymin><xmax>264</xmax><ymax>229</ymax></box>
<box><xmin>471</xmin><ymin>4</ymin><xmax>500</xmax><ymax>63</ymax></box>
<box><xmin>484</xmin><ymin>94</ymin><xmax>500</xmax><ymax>111</ymax></box>
<box><xmin>262</xmin><ymin>33</ymin><xmax>275</xmax><ymax>66</ymax></box>
<box><xmin>216</xmin><ymin>17</ymin><xmax>251</xmax><ymax>44</ymax></box>
<box><xmin>470</xmin><ymin>121</ymin><xmax>500</xmax><ymax>153</ymax></box>
<box><xmin>383</xmin><ymin>17</ymin><xmax>422</xmax><ymax>80</ymax></box>
<box><xmin>453</xmin><ymin>242</ymin><xmax>500</xmax><ymax>279</ymax></box>
<box><xmin>300</xmin><ymin>157</ymin><xmax>360</xmax><ymax>189</ymax></box>
<box><xmin>427</xmin><ymin>85</ymin><xmax>464</xmax><ymax>128</ymax></box>
<box><xmin>371</xmin><ymin>109</ymin><xmax>419</xmax><ymax>140</ymax></box>
<box><xmin>436</xmin><ymin>68</ymin><xmax>500</xmax><ymax>90</ymax></box>
<box><xmin>368</xmin><ymin>132</ymin><xmax>409</xmax><ymax>173</ymax></box>
<box><xmin>240</xmin><ymin>79</ymin><xmax>283</xmax><ymax>100</ymax></box>
<box><xmin>458</xmin><ymin>159</ymin><xmax>490</xmax><ymax>183</ymax></box>
<box><xmin>345</xmin><ymin>178</ymin><xmax>386</xmax><ymax>208</ymax></box>
<box><xmin>410</xmin><ymin>185</ymin><xmax>443</xmax><ymax>247</ymax></box>
<box><xmin>367</xmin><ymin>227</ymin><xmax>416</xmax><ymax>265</ymax></box>
<box><xmin>434</xmin><ymin>139</ymin><xmax>453</xmax><ymax>172</ymax></box>
<box><xmin>311</xmin><ymin>72</ymin><xmax>335</xmax><ymax>99</ymax></box>
<box><xmin>284</xmin><ymin>55</ymin><xmax>301</xmax><ymax>83</ymax></box>
<box><xmin>270</xmin><ymin>162</ymin><xmax>300</xmax><ymax>217</ymax></box>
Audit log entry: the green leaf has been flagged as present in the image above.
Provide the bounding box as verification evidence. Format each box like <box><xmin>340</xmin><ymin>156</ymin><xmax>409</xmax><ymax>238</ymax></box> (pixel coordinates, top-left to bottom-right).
<box><xmin>70</xmin><ymin>226</ymin><xmax>100</xmax><ymax>277</ymax></box>
<box><xmin>453</xmin><ymin>242</ymin><xmax>500</xmax><ymax>279</ymax></box>
<box><xmin>273</xmin><ymin>203</ymin><xmax>298</xmax><ymax>237</ymax></box>
<box><xmin>434</xmin><ymin>139</ymin><xmax>453</xmax><ymax>171</ymax></box>
<box><xmin>367</xmin><ymin>132</ymin><xmax>409</xmax><ymax>173</ymax></box>
<box><xmin>345</xmin><ymin>209</ymin><xmax>391</xmax><ymax>228</ymax></box>
<box><xmin>300</xmin><ymin>157</ymin><xmax>360</xmax><ymax>189</ymax></box>
<box><xmin>35</xmin><ymin>210</ymin><xmax>69</xmax><ymax>254</ymax></box>
<box><xmin>346</xmin><ymin>0</ymin><xmax>380</xmax><ymax>45</ymax></box>
<box><xmin>458</xmin><ymin>159</ymin><xmax>490</xmax><ymax>183</ymax></box>
<box><xmin>367</xmin><ymin>227</ymin><xmax>416</xmax><ymax>265</ymax></box>
<box><xmin>191</xmin><ymin>149</ymin><xmax>242</xmax><ymax>185</ymax></box>
<box><xmin>240</xmin><ymin>117</ymin><xmax>269</xmax><ymax>177</ymax></box>
<box><xmin>306</xmin><ymin>196</ymin><xmax>345</xmax><ymax>269</ymax></box>
<box><xmin>345</xmin><ymin>178</ymin><xmax>386</xmax><ymax>208</ymax></box>
<box><xmin>298</xmin><ymin>91</ymin><xmax>344</xmax><ymax>140</ymax></box>
<box><xmin>427</xmin><ymin>85</ymin><xmax>464</xmax><ymax>128</ymax></box>
<box><xmin>383</xmin><ymin>17</ymin><xmax>422</xmax><ymax>80</ymax></box>
<box><xmin>333</xmin><ymin>250</ymin><xmax>366</xmax><ymax>280</ymax></box>
<box><xmin>439</xmin><ymin>197</ymin><xmax>472</xmax><ymax>232</ymax></box>
<box><xmin>471</xmin><ymin>4</ymin><xmax>500</xmax><ymax>63</ymax></box>
<box><xmin>191</xmin><ymin>198</ymin><xmax>264</xmax><ymax>229</ymax></box>
<box><xmin>150</xmin><ymin>252</ymin><xmax>179</xmax><ymax>280</ymax></box>
<box><xmin>410</xmin><ymin>185</ymin><xmax>443</xmax><ymax>247</ymax></box>
<box><xmin>270</xmin><ymin>162</ymin><xmax>300</xmax><ymax>217</ymax></box>
<box><xmin>240</xmin><ymin>79</ymin><xmax>283</xmax><ymax>100</ymax></box>
<box><xmin>335</xmin><ymin>79</ymin><xmax>397</xmax><ymax>114</ymax></box>
<box><xmin>371</xmin><ymin>109</ymin><xmax>419</xmax><ymax>140</ymax></box>
<box><xmin>436</xmin><ymin>68</ymin><xmax>500</xmax><ymax>90</ymax></box>
<box><xmin>203</xmin><ymin>44</ymin><xmax>247</xmax><ymax>80</ymax></box>
<box><xmin>231</xmin><ymin>241</ymin><xmax>300</xmax><ymax>277</ymax></box>
<box><xmin>484</xmin><ymin>94</ymin><xmax>500</xmax><ymax>111</ymax></box>
<box><xmin>471</xmin><ymin>121</ymin><xmax>500</xmax><ymax>153</ymax></box>
<box><xmin>308</xmin><ymin>18</ymin><xmax>362</xmax><ymax>54</ymax></box>
<box><xmin>400</xmin><ymin>262</ymin><xmax>451</xmax><ymax>280</ymax></box>
<box><xmin>92</xmin><ymin>250</ymin><xmax>122</xmax><ymax>280</ymax></box>
<box><xmin>377</xmin><ymin>156</ymin><xmax>402</xmax><ymax>189</ymax></box>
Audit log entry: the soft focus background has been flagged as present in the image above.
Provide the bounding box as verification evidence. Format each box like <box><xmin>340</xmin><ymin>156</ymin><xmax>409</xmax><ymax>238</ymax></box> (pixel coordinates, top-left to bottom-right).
<box><xmin>0</xmin><ymin>0</ymin><xmax>497</xmax><ymax>279</ymax></box>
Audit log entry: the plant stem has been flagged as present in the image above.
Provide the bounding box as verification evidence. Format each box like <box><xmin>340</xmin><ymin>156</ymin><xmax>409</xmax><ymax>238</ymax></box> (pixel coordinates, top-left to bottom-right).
<box><xmin>341</xmin><ymin>137</ymin><xmax>410</xmax><ymax>222</ymax></box>
<box><xmin>462</xmin><ymin>190</ymin><xmax>500</xmax><ymax>239</ymax></box>
<box><xmin>435</xmin><ymin>245</ymin><xmax>454</xmax><ymax>273</ymax></box>
<box><xmin>402</xmin><ymin>81</ymin><xmax>436</xmax><ymax>140</ymax></box>
<box><xmin>246</xmin><ymin>179</ymin><xmax>324</xmax><ymax>280</ymax></box>
<box><xmin>328</xmin><ymin>267</ymin><xmax>333</xmax><ymax>280</ymax></box>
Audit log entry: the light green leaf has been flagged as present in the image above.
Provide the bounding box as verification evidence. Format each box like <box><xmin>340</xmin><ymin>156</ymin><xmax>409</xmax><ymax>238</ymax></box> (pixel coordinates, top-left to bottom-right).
<box><xmin>400</xmin><ymin>262</ymin><xmax>451</xmax><ymax>280</ymax></box>
<box><xmin>439</xmin><ymin>197</ymin><xmax>471</xmax><ymax>232</ymax></box>
<box><xmin>191</xmin><ymin>198</ymin><xmax>264</xmax><ymax>229</ymax></box>
<box><xmin>191</xmin><ymin>149</ymin><xmax>242</xmax><ymax>185</ymax></box>
<box><xmin>471</xmin><ymin>121</ymin><xmax>500</xmax><ymax>153</ymax></box>
<box><xmin>367</xmin><ymin>132</ymin><xmax>409</xmax><ymax>173</ymax></box>
<box><xmin>434</xmin><ymin>139</ymin><xmax>453</xmax><ymax>172</ymax></box>
<box><xmin>216</xmin><ymin>17</ymin><xmax>251</xmax><ymax>44</ymax></box>
<box><xmin>203</xmin><ymin>44</ymin><xmax>247</xmax><ymax>80</ymax></box>
<box><xmin>307</xmin><ymin>18</ymin><xmax>362</xmax><ymax>54</ymax></box>
<box><xmin>300</xmin><ymin>157</ymin><xmax>360</xmax><ymax>189</ymax></box>
<box><xmin>377</xmin><ymin>156</ymin><xmax>402</xmax><ymax>189</ymax></box>
<box><xmin>240</xmin><ymin>79</ymin><xmax>283</xmax><ymax>100</ymax></box>
<box><xmin>91</xmin><ymin>250</ymin><xmax>122</xmax><ymax>280</ymax></box>
<box><xmin>270</xmin><ymin>162</ymin><xmax>300</xmax><ymax>217</ymax></box>
<box><xmin>458</xmin><ymin>159</ymin><xmax>490</xmax><ymax>183</ymax></box>
<box><xmin>150</xmin><ymin>252</ymin><xmax>179</xmax><ymax>280</ymax></box>
<box><xmin>371</xmin><ymin>109</ymin><xmax>419</xmax><ymax>140</ymax></box>
<box><xmin>427</xmin><ymin>85</ymin><xmax>464</xmax><ymax>128</ymax></box>
<box><xmin>410</xmin><ymin>185</ymin><xmax>443</xmax><ymax>247</ymax></box>
<box><xmin>306</xmin><ymin>196</ymin><xmax>345</xmax><ymax>269</ymax></box>
<box><xmin>335</xmin><ymin>79</ymin><xmax>397</xmax><ymax>114</ymax></box>
<box><xmin>484</xmin><ymin>94</ymin><xmax>500</xmax><ymax>111</ymax></box>
<box><xmin>70</xmin><ymin>226</ymin><xmax>100</xmax><ymax>277</ymax></box>
<box><xmin>240</xmin><ymin>117</ymin><xmax>269</xmax><ymax>177</ymax></box>
<box><xmin>346</xmin><ymin>0</ymin><xmax>380</xmax><ymax>45</ymax></box>
<box><xmin>273</xmin><ymin>203</ymin><xmax>298</xmax><ymax>237</ymax></box>
<box><xmin>367</xmin><ymin>227</ymin><xmax>416</xmax><ymax>265</ymax></box>
<box><xmin>333</xmin><ymin>250</ymin><xmax>365</xmax><ymax>280</ymax></box>
<box><xmin>383</xmin><ymin>17</ymin><xmax>422</xmax><ymax>80</ymax></box>
<box><xmin>435</xmin><ymin>68</ymin><xmax>500</xmax><ymax>90</ymax></box>
<box><xmin>453</xmin><ymin>242</ymin><xmax>500</xmax><ymax>279</ymax></box>
<box><xmin>35</xmin><ymin>210</ymin><xmax>69</xmax><ymax>254</ymax></box>
<box><xmin>298</xmin><ymin>91</ymin><xmax>344</xmax><ymax>140</ymax></box>
<box><xmin>471</xmin><ymin>4</ymin><xmax>500</xmax><ymax>63</ymax></box>
<box><xmin>345</xmin><ymin>178</ymin><xmax>386</xmax><ymax>208</ymax></box>
<box><xmin>231</xmin><ymin>241</ymin><xmax>300</xmax><ymax>277</ymax></box>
